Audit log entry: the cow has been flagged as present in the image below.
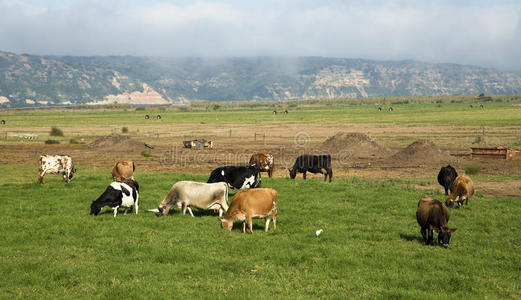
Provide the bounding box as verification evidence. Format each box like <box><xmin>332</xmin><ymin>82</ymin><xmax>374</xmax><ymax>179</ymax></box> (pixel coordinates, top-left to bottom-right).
<box><xmin>208</xmin><ymin>165</ymin><xmax>261</xmax><ymax>189</ymax></box>
<box><xmin>378</xmin><ymin>107</ymin><xmax>382</xmax><ymax>111</ymax></box>
<box><xmin>445</xmin><ymin>175</ymin><xmax>474</xmax><ymax>208</ymax></box>
<box><xmin>219</xmin><ymin>188</ymin><xmax>277</xmax><ymax>234</ymax></box>
<box><xmin>288</xmin><ymin>154</ymin><xmax>332</xmax><ymax>182</ymax></box>
<box><xmin>90</xmin><ymin>179</ymin><xmax>139</xmax><ymax>217</ymax></box>
<box><xmin>157</xmin><ymin>114</ymin><xmax>162</xmax><ymax>119</ymax></box>
<box><xmin>38</xmin><ymin>155</ymin><xmax>76</xmax><ymax>184</ymax></box>
<box><xmin>284</xmin><ymin>110</ymin><xmax>288</xmax><ymax>114</ymax></box>
<box><xmin>469</xmin><ymin>105</ymin><xmax>473</xmax><ymax>108</ymax></box>
<box><xmin>388</xmin><ymin>107</ymin><xmax>394</xmax><ymax>111</ymax></box>
<box><xmin>416</xmin><ymin>195</ymin><xmax>457</xmax><ymax>248</ymax></box>
<box><xmin>157</xmin><ymin>181</ymin><xmax>229</xmax><ymax>217</ymax></box>
<box><xmin>145</xmin><ymin>114</ymin><xmax>150</xmax><ymax>119</ymax></box>
<box><xmin>249</xmin><ymin>153</ymin><xmax>274</xmax><ymax>178</ymax></box>
<box><xmin>437</xmin><ymin>165</ymin><xmax>458</xmax><ymax>195</ymax></box>
<box><xmin>1</xmin><ymin>120</ymin><xmax>5</xmax><ymax>125</ymax></box>
<box><xmin>112</xmin><ymin>161</ymin><xmax>135</xmax><ymax>182</ymax></box>
<box><xmin>272</xmin><ymin>110</ymin><xmax>277</xmax><ymax>115</ymax></box>
<box><xmin>480</xmin><ymin>104</ymin><xmax>484</xmax><ymax>109</ymax></box>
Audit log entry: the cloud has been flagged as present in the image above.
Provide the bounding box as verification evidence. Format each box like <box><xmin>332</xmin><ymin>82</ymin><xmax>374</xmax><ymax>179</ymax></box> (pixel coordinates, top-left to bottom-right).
<box><xmin>0</xmin><ymin>0</ymin><xmax>520</xmax><ymax>70</ymax></box>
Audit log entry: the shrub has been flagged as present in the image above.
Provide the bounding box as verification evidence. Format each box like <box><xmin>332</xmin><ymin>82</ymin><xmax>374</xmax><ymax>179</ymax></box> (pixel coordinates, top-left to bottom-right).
<box><xmin>45</xmin><ymin>139</ymin><xmax>60</xmax><ymax>144</ymax></box>
<box><xmin>50</xmin><ymin>127</ymin><xmax>64</xmax><ymax>137</ymax></box>
<box><xmin>141</xmin><ymin>150</ymin><xmax>152</xmax><ymax>157</ymax></box>
<box><xmin>122</xmin><ymin>127</ymin><xmax>129</xmax><ymax>134</ymax></box>
<box><xmin>465</xmin><ymin>164</ymin><xmax>482</xmax><ymax>175</ymax></box>
<box><xmin>69</xmin><ymin>139</ymin><xmax>80</xmax><ymax>144</ymax></box>
<box><xmin>135</xmin><ymin>107</ymin><xmax>146</xmax><ymax>111</ymax></box>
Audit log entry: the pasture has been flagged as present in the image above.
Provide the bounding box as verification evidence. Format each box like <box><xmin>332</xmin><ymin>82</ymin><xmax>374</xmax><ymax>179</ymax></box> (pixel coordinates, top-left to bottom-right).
<box><xmin>1</xmin><ymin>100</ymin><xmax>521</xmax><ymax>298</ymax></box>
<box><xmin>0</xmin><ymin>165</ymin><xmax>520</xmax><ymax>298</ymax></box>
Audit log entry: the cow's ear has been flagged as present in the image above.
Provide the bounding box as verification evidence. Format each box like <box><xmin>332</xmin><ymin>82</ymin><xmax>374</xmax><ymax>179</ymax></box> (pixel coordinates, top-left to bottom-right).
<box><xmin>449</xmin><ymin>228</ymin><xmax>457</xmax><ymax>233</ymax></box>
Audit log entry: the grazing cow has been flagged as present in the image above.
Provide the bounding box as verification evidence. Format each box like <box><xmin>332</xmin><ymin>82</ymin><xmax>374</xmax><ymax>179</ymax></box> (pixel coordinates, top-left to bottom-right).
<box><xmin>378</xmin><ymin>107</ymin><xmax>382</xmax><ymax>111</ymax></box>
<box><xmin>446</xmin><ymin>175</ymin><xmax>474</xmax><ymax>208</ymax></box>
<box><xmin>480</xmin><ymin>104</ymin><xmax>484</xmax><ymax>109</ymax></box>
<box><xmin>1</xmin><ymin>120</ymin><xmax>5</xmax><ymax>125</ymax></box>
<box><xmin>288</xmin><ymin>154</ymin><xmax>333</xmax><ymax>182</ymax></box>
<box><xmin>437</xmin><ymin>165</ymin><xmax>458</xmax><ymax>195</ymax></box>
<box><xmin>388</xmin><ymin>107</ymin><xmax>394</xmax><ymax>111</ymax></box>
<box><xmin>249</xmin><ymin>153</ymin><xmax>274</xmax><ymax>178</ymax></box>
<box><xmin>157</xmin><ymin>181</ymin><xmax>229</xmax><ymax>217</ymax></box>
<box><xmin>145</xmin><ymin>114</ymin><xmax>150</xmax><ymax>119</ymax></box>
<box><xmin>284</xmin><ymin>110</ymin><xmax>288</xmax><ymax>114</ymax></box>
<box><xmin>272</xmin><ymin>110</ymin><xmax>277</xmax><ymax>115</ymax></box>
<box><xmin>112</xmin><ymin>160</ymin><xmax>135</xmax><ymax>182</ymax></box>
<box><xmin>416</xmin><ymin>195</ymin><xmax>457</xmax><ymax>248</ymax></box>
<box><xmin>157</xmin><ymin>114</ymin><xmax>162</xmax><ymax>119</ymax></box>
<box><xmin>90</xmin><ymin>179</ymin><xmax>139</xmax><ymax>217</ymax></box>
<box><xmin>38</xmin><ymin>155</ymin><xmax>76</xmax><ymax>184</ymax></box>
<box><xmin>469</xmin><ymin>105</ymin><xmax>473</xmax><ymax>108</ymax></box>
<box><xmin>208</xmin><ymin>165</ymin><xmax>261</xmax><ymax>189</ymax></box>
<box><xmin>220</xmin><ymin>188</ymin><xmax>277</xmax><ymax>234</ymax></box>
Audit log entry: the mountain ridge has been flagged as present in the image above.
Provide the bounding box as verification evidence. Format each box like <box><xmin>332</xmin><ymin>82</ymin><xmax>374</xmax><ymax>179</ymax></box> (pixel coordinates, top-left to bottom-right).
<box><xmin>1</xmin><ymin>51</ymin><xmax>520</xmax><ymax>106</ymax></box>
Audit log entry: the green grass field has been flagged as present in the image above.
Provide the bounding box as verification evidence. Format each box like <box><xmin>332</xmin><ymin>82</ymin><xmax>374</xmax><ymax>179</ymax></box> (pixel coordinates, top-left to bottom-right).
<box><xmin>1</xmin><ymin>165</ymin><xmax>520</xmax><ymax>298</ymax></box>
<box><xmin>2</xmin><ymin>102</ymin><xmax>521</xmax><ymax>128</ymax></box>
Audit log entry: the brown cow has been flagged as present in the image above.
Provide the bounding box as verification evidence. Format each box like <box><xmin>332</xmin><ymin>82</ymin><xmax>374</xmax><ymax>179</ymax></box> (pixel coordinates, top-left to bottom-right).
<box><xmin>445</xmin><ymin>175</ymin><xmax>474</xmax><ymax>208</ymax></box>
<box><xmin>219</xmin><ymin>188</ymin><xmax>277</xmax><ymax>234</ymax></box>
<box><xmin>249</xmin><ymin>153</ymin><xmax>274</xmax><ymax>178</ymax></box>
<box><xmin>416</xmin><ymin>195</ymin><xmax>457</xmax><ymax>248</ymax></box>
<box><xmin>112</xmin><ymin>161</ymin><xmax>135</xmax><ymax>182</ymax></box>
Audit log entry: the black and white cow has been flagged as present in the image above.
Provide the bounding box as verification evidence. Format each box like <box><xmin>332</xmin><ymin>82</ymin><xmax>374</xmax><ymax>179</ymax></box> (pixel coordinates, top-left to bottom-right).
<box><xmin>38</xmin><ymin>155</ymin><xmax>76</xmax><ymax>184</ymax></box>
<box><xmin>90</xmin><ymin>180</ymin><xmax>140</xmax><ymax>217</ymax></box>
<box><xmin>288</xmin><ymin>154</ymin><xmax>333</xmax><ymax>182</ymax></box>
<box><xmin>207</xmin><ymin>165</ymin><xmax>261</xmax><ymax>189</ymax></box>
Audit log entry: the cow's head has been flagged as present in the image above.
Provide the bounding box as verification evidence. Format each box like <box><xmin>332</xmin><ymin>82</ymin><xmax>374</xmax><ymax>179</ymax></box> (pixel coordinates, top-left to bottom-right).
<box><xmin>156</xmin><ymin>201</ymin><xmax>168</xmax><ymax>216</ymax></box>
<box><xmin>288</xmin><ymin>168</ymin><xmax>296</xmax><ymax>179</ymax></box>
<box><xmin>436</xmin><ymin>226</ymin><xmax>457</xmax><ymax>248</ymax></box>
<box><xmin>69</xmin><ymin>167</ymin><xmax>77</xmax><ymax>180</ymax></box>
<box><xmin>445</xmin><ymin>196</ymin><xmax>458</xmax><ymax>208</ymax></box>
<box><xmin>219</xmin><ymin>217</ymin><xmax>233</xmax><ymax>231</ymax></box>
<box><xmin>90</xmin><ymin>202</ymin><xmax>101</xmax><ymax>216</ymax></box>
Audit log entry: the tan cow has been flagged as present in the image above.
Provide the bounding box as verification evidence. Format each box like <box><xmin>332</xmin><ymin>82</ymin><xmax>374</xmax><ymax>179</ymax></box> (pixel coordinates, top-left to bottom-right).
<box><xmin>219</xmin><ymin>188</ymin><xmax>277</xmax><ymax>234</ymax></box>
<box><xmin>112</xmin><ymin>161</ymin><xmax>135</xmax><ymax>182</ymax></box>
<box><xmin>157</xmin><ymin>181</ymin><xmax>229</xmax><ymax>217</ymax></box>
<box><xmin>445</xmin><ymin>175</ymin><xmax>474</xmax><ymax>208</ymax></box>
<box><xmin>249</xmin><ymin>153</ymin><xmax>274</xmax><ymax>177</ymax></box>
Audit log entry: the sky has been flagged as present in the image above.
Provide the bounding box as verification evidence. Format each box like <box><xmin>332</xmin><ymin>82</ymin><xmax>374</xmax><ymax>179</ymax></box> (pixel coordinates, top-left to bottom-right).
<box><xmin>0</xmin><ymin>0</ymin><xmax>520</xmax><ymax>70</ymax></box>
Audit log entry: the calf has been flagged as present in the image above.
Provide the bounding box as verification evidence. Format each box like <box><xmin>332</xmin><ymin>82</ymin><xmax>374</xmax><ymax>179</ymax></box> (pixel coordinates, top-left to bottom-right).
<box><xmin>249</xmin><ymin>153</ymin><xmax>274</xmax><ymax>178</ymax></box>
<box><xmin>220</xmin><ymin>188</ymin><xmax>277</xmax><ymax>234</ymax></box>
<box><xmin>208</xmin><ymin>165</ymin><xmax>261</xmax><ymax>189</ymax></box>
<box><xmin>38</xmin><ymin>155</ymin><xmax>76</xmax><ymax>184</ymax></box>
<box><xmin>112</xmin><ymin>160</ymin><xmax>135</xmax><ymax>182</ymax></box>
<box><xmin>446</xmin><ymin>175</ymin><xmax>474</xmax><ymax>208</ymax></box>
<box><xmin>437</xmin><ymin>165</ymin><xmax>458</xmax><ymax>195</ymax></box>
<box><xmin>157</xmin><ymin>181</ymin><xmax>229</xmax><ymax>217</ymax></box>
<box><xmin>416</xmin><ymin>195</ymin><xmax>457</xmax><ymax>248</ymax></box>
<box><xmin>90</xmin><ymin>179</ymin><xmax>139</xmax><ymax>217</ymax></box>
<box><xmin>288</xmin><ymin>154</ymin><xmax>332</xmax><ymax>182</ymax></box>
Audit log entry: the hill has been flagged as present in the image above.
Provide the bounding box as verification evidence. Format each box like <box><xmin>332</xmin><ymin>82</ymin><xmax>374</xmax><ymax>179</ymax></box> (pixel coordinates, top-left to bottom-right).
<box><xmin>1</xmin><ymin>51</ymin><xmax>521</xmax><ymax>106</ymax></box>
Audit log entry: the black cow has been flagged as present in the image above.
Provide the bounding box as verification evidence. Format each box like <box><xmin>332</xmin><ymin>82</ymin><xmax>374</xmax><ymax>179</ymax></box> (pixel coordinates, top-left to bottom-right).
<box><xmin>208</xmin><ymin>165</ymin><xmax>261</xmax><ymax>189</ymax></box>
<box><xmin>288</xmin><ymin>155</ymin><xmax>333</xmax><ymax>182</ymax></box>
<box><xmin>437</xmin><ymin>165</ymin><xmax>458</xmax><ymax>195</ymax></box>
<box><xmin>90</xmin><ymin>180</ymin><xmax>140</xmax><ymax>217</ymax></box>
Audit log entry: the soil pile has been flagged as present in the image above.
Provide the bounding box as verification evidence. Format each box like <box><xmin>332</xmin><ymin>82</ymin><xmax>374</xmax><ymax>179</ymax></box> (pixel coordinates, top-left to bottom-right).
<box><xmin>383</xmin><ymin>139</ymin><xmax>456</xmax><ymax>166</ymax></box>
<box><xmin>321</xmin><ymin>132</ymin><xmax>392</xmax><ymax>159</ymax></box>
<box><xmin>87</xmin><ymin>134</ymin><xmax>147</xmax><ymax>152</ymax></box>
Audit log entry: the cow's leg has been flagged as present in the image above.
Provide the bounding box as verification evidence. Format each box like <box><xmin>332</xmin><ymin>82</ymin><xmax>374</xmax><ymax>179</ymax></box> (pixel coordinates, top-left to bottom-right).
<box><xmin>135</xmin><ymin>200</ymin><xmax>138</xmax><ymax>215</ymax></box>
<box><xmin>303</xmin><ymin>171</ymin><xmax>306</xmax><ymax>180</ymax></box>
<box><xmin>272</xmin><ymin>210</ymin><xmax>277</xmax><ymax>230</ymax></box>
<box><xmin>219</xmin><ymin>208</ymin><xmax>223</xmax><ymax>217</ymax></box>
<box><xmin>265</xmin><ymin>217</ymin><xmax>270</xmax><ymax>232</ymax></box>
<box><xmin>38</xmin><ymin>169</ymin><xmax>46</xmax><ymax>184</ymax></box>
<box><xmin>181</xmin><ymin>203</ymin><xmax>187</xmax><ymax>215</ymax></box>
<box><xmin>113</xmin><ymin>206</ymin><xmax>119</xmax><ymax>217</ymax></box>
<box><xmin>268</xmin><ymin>169</ymin><xmax>272</xmax><ymax>178</ymax></box>
<box><xmin>328</xmin><ymin>169</ymin><xmax>333</xmax><ymax>183</ymax></box>
<box><xmin>420</xmin><ymin>228</ymin><xmax>427</xmax><ymax>243</ymax></box>
<box><xmin>124</xmin><ymin>207</ymin><xmax>129</xmax><ymax>214</ymax></box>
<box><xmin>242</xmin><ymin>221</ymin><xmax>246</xmax><ymax>233</ymax></box>
<box><xmin>248</xmin><ymin>215</ymin><xmax>253</xmax><ymax>234</ymax></box>
<box><xmin>465</xmin><ymin>196</ymin><xmax>469</xmax><ymax>206</ymax></box>
<box><xmin>427</xmin><ymin>229</ymin><xmax>433</xmax><ymax>245</ymax></box>
<box><xmin>444</xmin><ymin>186</ymin><xmax>449</xmax><ymax>195</ymax></box>
<box><xmin>186</xmin><ymin>206</ymin><xmax>194</xmax><ymax>217</ymax></box>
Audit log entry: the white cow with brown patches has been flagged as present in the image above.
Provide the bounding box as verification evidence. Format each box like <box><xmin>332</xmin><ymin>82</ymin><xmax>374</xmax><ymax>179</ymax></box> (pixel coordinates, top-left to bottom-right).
<box><xmin>220</xmin><ymin>188</ymin><xmax>277</xmax><ymax>234</ymax></box>
<box><xmin>38</xmin><ymin>155</ymin><xmax>76</xmax><ymax>184</ymax></box>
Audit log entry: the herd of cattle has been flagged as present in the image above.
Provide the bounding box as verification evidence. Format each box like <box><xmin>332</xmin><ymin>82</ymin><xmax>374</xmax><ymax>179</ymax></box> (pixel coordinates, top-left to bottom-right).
<box><xmin>37</xmin><ymin>153</ymin><xmax>473</xmax><ymax>241</ymax></box>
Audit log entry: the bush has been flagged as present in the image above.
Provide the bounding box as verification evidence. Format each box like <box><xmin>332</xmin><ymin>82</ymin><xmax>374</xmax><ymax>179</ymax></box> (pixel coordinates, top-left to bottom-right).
<box><xmin>50</xmin><ymin>127</ymin><xmax>64</xmax><ymax>137</ymax></box>
<box><xmin>141</xmin><ymin>150</ymin><xmax>152</xmax><ymax>157</ymax></box>
<box><xmin>45</xmin><ymin>139</ymin><xmax>60</xmax><ymax>144</ymax></box>
<box><xmin>122</xmin><ymin>127</ymin><xmax>129</xmax><ymax>134</ymax></box>
<box><xmin>69</xmin><ymin>139</ymin><xmax>80</xmax><ymax>144</ymax></box>
<box><xmin>135</xmin><ymin>107</ymin><xmax>146</xmax><ymax>111</ymax></box>
<box><xmin>465</xmin><ymin>164</ymin><xmax>482</xmax><ymax>175</ymax></box>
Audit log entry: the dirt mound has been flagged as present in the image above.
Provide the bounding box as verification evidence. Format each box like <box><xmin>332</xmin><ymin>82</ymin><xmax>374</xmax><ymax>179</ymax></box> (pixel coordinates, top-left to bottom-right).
<box><xmin>383</xmin><ymin>139</ymin><xmax>457</xmax><ymax>167</ymax></box>
<box><xmin>87</xmin><ymin>134</ymin><xmax>147</xmax><ymax>152</ymax></box>
<box><xmin>321</xmin><ymin>132</ymin><xmax>392</xmax><ymax>159</ymax></box>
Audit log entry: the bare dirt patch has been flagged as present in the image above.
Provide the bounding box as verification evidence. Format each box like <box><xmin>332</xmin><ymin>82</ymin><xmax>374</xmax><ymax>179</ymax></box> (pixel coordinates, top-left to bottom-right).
<box><xmin>86</xmin><ymin>134</ymin><xmax>149</xmax><ymax>152</ymax></box>
<box><xmin>321</xmin><ymin>132</ymin><xmax>392</xmax><ymax>159</ymax></box>
<box><xmin>379</xmin><ymin>139</ymin><xmax>457</xmax><ymax>167</ymax></box>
